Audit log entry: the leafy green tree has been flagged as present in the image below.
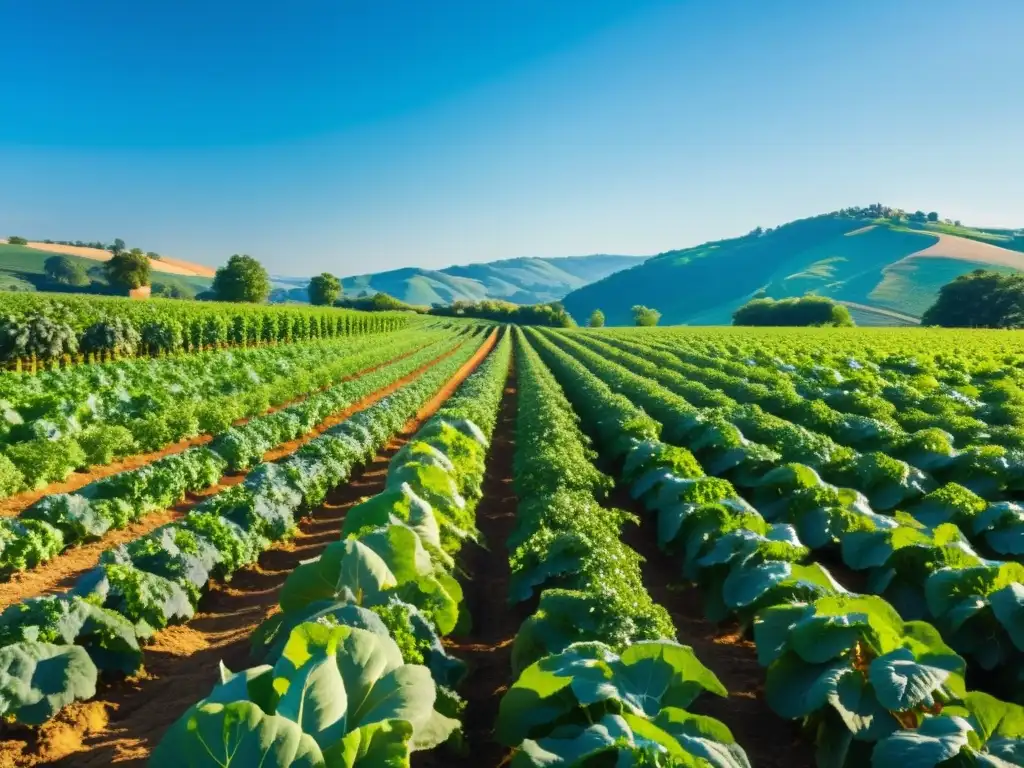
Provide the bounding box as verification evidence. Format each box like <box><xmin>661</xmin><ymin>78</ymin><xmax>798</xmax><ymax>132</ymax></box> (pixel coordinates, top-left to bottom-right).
<box><xmin>110</xmin><ymin>238</ymin><xmax>126</xmax><ymax>256</ymax></box>
<box><xmin>588</xmin><ymin>309</ymin><xmax>606</xmax><ymax>328</ymax></box>
<box><xmin>7</xmin><ymin>235</ymin><xmax>28</xmax><ymax>245</ymax></box>
<box><xmin>43</xmin><ymin>255</ymin><xmax>89</xmax><ymax>287</ymax></box>
<box><xmin>104</xmin><ymin>250</ymin><xmax>151</xmax><ymax>291</ymax></box>
<box><xmin>732</xmin><ymin>295</ymin><xmax>854</xmax><ymax>327</ymax></box>
<box><xmin>927</xmin><ymin>211</ymin><xmax>940</xmax><ymax>222</ymax></box>
<box><xmin>631</xmin><ymin>305</ymin><xmax>661</xmax><ymax>326</ymax></box>
<box><xmin>146</xmin><ymin>251</ymin><xmax>161</xmax><ymax>261</ymax></box>
<box><xmin>212</xmin><ymin>254</ymin><xmax>271</xmax><ymax>303</ymax></box>
<box><xmin>308</xmin><ymin>272</ymin><xmax>341</xmax><ymax>306</ymax></box>
<box><xmin>922</xmin><ymin>269</ymin><xmax>1024</xmax><ymax>328</ymax></box>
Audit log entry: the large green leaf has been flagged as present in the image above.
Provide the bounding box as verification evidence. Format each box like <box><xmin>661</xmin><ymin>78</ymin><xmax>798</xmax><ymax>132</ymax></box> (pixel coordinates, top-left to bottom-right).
<box><xmin>149</xmin><ymin>701</ymin><xmax>325</xmax><ymax>768</ymax></box>
<box><xmin>649</xmin><ymin>707</ymin><xmax>752</xmax><ymax>768</ymax></box>
<box><xmin>0</xmin><ymin>641</ymin><xmax>98</xmax><ymax>725</ymax></box>
<box><xmin>356</xmin><ymin>525</ymin><xmax>433</xmax><ymax>585</ymax></box>
<box><xmin>765</xmin><ymin>653</ymin><xmax>846</xmax><ymax>720</ymax></box>
<box><xmin>333</xmin><ymin>720</ymin><xmax>413</xmax><ymax>768</ymax></box>
<box><xmin>868</xmin><ymin>648</ymin><xmax>958</xmax><ymax>712</ymax></box>
<box><xmin>871</xmin><ymin>715</ymin><xmax>972</xmax><ymax>767</ymax></box>
<box><xmin>279</xmin><ymin>539</ymin><xmax>397</xmax><ymax>613</ymax></box>
<box><xmin>570</xmin><ymin>641</ymin><xmax>727</xmax><ymax>716</ymax></box>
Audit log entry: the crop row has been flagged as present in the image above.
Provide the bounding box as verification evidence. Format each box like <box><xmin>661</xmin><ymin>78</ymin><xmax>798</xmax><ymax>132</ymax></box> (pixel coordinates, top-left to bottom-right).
<box><xmin>546</xmin><ymin>330</ymin><xmax>1024</xmax><ymax>693</ymax></box>
<box><xmin>0</xmin><ymin>328</ymin><xmax>460</xmax><ymax>500</ymax></box>
<box><xmin>0</xmin><ymin>330</ymin><xmax>493</xmax><ymax>728</ymax></box>
<box><xmin>496</xmin><ymin>328</ymin><xmax>752</xmax><ymax>766</ymax></box>
<box><xmin>0</xmin><ymin>292</ymin><xmax>411</xmax><ymax>366</ymax></box>
<box><xmin>0</xmin><ymin>330</ymin><xmax>469</xmax><ymax>579</ymax></box>
<box><xmin>146</xmin><ymin>329</ymin><xmax>512</xmax><ymax>766</ymax></box>
<box><xmin>526</xmin><ymin>327</ymin><xmax>1024</xmax><ymax>768</ymax></box>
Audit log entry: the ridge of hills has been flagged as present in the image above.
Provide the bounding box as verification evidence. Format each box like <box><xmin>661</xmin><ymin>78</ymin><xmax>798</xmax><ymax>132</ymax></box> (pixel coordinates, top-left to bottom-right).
<box><xmin>271</xmin><ymin>253</ymin><xmax>646</xmax><ymax>305</ymax></box>
<box><xmin>560</xmin><ymin>208</ymin><xmax>1024</xmax><ymax>326</ymax></box>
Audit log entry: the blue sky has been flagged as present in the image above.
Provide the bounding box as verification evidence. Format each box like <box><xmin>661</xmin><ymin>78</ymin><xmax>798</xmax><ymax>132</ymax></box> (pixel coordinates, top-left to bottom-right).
<box><xmin>2</xmin><ymin>0</ymin><xmax>1022</xmax><ymax>275</ymax></box>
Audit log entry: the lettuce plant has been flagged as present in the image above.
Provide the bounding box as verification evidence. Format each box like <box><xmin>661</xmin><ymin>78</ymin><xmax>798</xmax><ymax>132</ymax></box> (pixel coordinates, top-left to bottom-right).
<box><xmin>754</xmin><ymin>594</ymin><xmax>967</xmax><ymax>767</ymax></box>
<box><xmin>150</xmin><ymin>622</ymin><xmax>457</xmax><ymax>767</ymax></box>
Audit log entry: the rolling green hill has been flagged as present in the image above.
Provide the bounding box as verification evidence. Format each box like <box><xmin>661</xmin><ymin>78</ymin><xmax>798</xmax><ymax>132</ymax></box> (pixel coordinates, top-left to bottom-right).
<box><xmin>272</xmin><ymin>254</ymin><xmax>645</xmax><ymax>306</ymax></box>
<box><xmin>561</xmin><ymin>209</ymin><xmax>1024</xmax><ymax>326</ymax></box>
<box><xmin>0</xmin><ymin>243</ymin><xmax>211</xmax><ymax>297</ymax></box>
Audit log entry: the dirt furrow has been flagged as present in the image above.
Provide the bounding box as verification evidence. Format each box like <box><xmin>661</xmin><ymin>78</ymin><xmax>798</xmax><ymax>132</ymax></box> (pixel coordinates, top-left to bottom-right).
<box><xmin>612</xmin><ymin>486</ymin><xmax>817</xmax><ymax>768</ymax></box>
<box><xmin>418</xmin><ymin>364</ymin><xmax>522</xmax><ymax>768</ymax></box>
<box><xmin>0</xmin><ymin>334</ymin><xmax>496</xmax><ymax>767</ymax></box>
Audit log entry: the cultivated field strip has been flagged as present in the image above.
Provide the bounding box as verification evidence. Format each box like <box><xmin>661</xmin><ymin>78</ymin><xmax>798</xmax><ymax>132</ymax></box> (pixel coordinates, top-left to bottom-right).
<box><xmin>0</xmin><ymin>330</ymin><xmax>470</xmax><ymax>589</ymax></box>
<box><xmin>0</xmin><ymin>329</ymin><xmax>494</xmax><ymax>742</ymax></box>
<box><xmin>528</xmin><ymin>326</ymin><xmax>1024</xmax><ymax>767</ymax></box>
<box><xmin>0</xmin><ymin>292</ymin><xmax>409</xmax><ymax>369</ymax></box>
<box><xmin>14</xmin><ymin>328</ymin><xmax>511</xmax><ymax>767</ymax></box>
<box><xmin>0</xmin><ymin>327</ymin><xmax>464</xmax><ymax>504</ymax></box>
<box><xmin>488</xmin><ymin>329</ymin><xmax>756</xmax><ymax>766</ymax></box>
<box><xmin>544</xmin><ymin>329</ymin><xmax>1024</xmax><ymax>689</ymax></box>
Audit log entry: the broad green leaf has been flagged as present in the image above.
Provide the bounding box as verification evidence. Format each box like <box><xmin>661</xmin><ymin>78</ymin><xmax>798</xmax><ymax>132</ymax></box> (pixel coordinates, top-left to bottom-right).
<box><xmin>332</xmin><ymin>720</ymin><xmax>413</xmax><ymax>768</ymax></box>
<box><xmin>0</xmin><ymin>641</ymin><xmax>98</xmax><ymax>725</ymax></box>
<box><xmin>871</xmin><ymin>715</ymin><xmax>972</xmax><ymax>768</ymax></box>
<box><xmin>868</xmin><ymin>648</ymin><xmax>956</xmax><ymax>712</ymax></box>
<box><xmin>149</xmin><ymin>701</ymin><xmax>325</xmax><ymax>768</ymax></box>
<box><xmin>279</xmin><ymin>539</ymin><xmax>397</xmax><ymax>613</ymax></box>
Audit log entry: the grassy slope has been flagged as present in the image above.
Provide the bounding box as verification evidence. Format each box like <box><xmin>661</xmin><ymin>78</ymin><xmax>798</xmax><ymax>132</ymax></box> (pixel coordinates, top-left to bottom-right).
<box><xmin>340</xmin><ymin>254</ymin><xmax>644</xmax><ymax>306</ymax></box>
<box><xmin>561</xmin><ymin>216</ymin><xmax>1024</xmax><ymax>326</ymax></box>
<box><xmin>0</xmin><ymin>244</ymin><xmax>212</xmax><ymax>296</ymax></box>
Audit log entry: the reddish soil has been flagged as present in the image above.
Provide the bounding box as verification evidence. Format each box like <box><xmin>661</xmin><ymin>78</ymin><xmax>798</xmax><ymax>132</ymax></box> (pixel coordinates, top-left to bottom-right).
<box><xmin>0</xmin><ymin>342</ymin><xmax>462</xmax><ymax>613</ymax></box>
<box><xmin>0</xmin><ymin>343</ymin><xmax>429</xmax><ymax>519</ymax></box>
<box><xmin>417</xmin><ymin>362</ymin><xmax>522</xmax><ymax>768</ymax></box>
<box><xmin>0</xmin><ymin>333</ymin><xmax>496</xmax><ymax>768</ymax></box>
<box><xmin>612</xmin><ymin>487</ymin><xmax>817</xmax><ymax>768</ymax></box>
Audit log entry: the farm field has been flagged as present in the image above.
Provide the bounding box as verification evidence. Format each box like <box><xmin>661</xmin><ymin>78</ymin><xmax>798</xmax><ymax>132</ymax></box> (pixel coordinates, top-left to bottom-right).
<box><xmin>2</xmin><ymin>324</ymin><xmax>1024</xmax><ymax>768</ymax></box>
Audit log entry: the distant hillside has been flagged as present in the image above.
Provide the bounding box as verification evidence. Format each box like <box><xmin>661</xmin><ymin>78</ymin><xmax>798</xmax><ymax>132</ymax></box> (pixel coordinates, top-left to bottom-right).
<box><xmin>0</xmin><ymin>242</ymin><xmax>212</xmax><ymax>296</ymax></box>
<box><xmin>272</xmin><ymin>254</ymin><xmax>646</xmax><ymax>306</ymax></box>
<box><xmin>561</xmin><ymin>208</ymin><xmax>1024</xmax><ymax>326</ymax></box>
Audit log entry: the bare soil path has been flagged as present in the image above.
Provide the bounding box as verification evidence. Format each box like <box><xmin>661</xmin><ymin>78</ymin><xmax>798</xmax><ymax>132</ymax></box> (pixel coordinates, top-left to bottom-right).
<box><xmin>417</xmin><ymin>362</ymin><xmax>522</xmax><ymax>768</ymax></box>
<box><xmin>0</xmin><ymin>334</ymin><xmax>497</xmax><ymax>767</ymax></box>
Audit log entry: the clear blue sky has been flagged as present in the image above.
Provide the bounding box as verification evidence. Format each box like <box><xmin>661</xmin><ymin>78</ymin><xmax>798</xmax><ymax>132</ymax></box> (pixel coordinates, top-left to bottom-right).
<box><xmin>2</xmin><ymin>0</ymin><xmax>1022</xmax><ymax>276</ymax></box>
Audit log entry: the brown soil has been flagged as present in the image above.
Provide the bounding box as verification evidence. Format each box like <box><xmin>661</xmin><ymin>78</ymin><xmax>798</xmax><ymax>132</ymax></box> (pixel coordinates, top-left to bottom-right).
<box><xmin>0</xmin><ymin>342</ymin><xmax>461</xmax><ymax>613</ymax></box>
<box><xmin>0</xmin><ymin>332</ymin><xmax>496</xmax><ymax>768</ymax></box>
<box><xmin>613</xmin><ymin>487</ymin><xmax>817</xmax><ymax>768</ymax></box>
<box><xmin>0</xmin><ymin>343</ymin><xmax>429</xmax><ymax>518</ymax></box>
<box><xmin>417</xmin><ymin>361</ymin><xmax>522</xmax><ymax>768</ymax></box>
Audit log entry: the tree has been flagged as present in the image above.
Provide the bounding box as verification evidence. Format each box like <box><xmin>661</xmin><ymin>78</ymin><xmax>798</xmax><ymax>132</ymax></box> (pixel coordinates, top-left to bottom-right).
<box><xmin>110</xmin><ymin>238</ymin><xmax>126</xmax><ymax>256</ymax></box>
<box><xmin>104</xmin><ymin>250</ymin><xmax>151</xmax><ymax>291</ymax></box>
<box><xmin>732</xmin><ymin>295</ymin><xmax>854</xmax><ymax>327</ymax></box>
<box><xmin>631</xmin><ymin>305</ymin><xmax>661</xmax><ymax>327</ymax></box>
<box><xmin>922</xmin><ymin>270</ymin><xmax>1024</xmax><ymax>328</ymax></box>
<box><xmin>308</xmin><ymin>272</ymin><xmax>341</xmax><ymax>306</ymax></box>
<box><xmin>927</xmin><ymin>211</ymin><xmax>939</xmax><ymax>222</ymax></box>
<box><xmin>212</xmin><ymin>254</ymin><xmax>271</xmax><ymax>303</ymax></box>
<box><xmin>146</xmin><ymin>251</ymin><xmax>162</xmax><ymax>261</ymax></box>
<box><xmin>43</xmin><ymin>255</ymin><xmax>89</xmax><ymax>287</ymax></box>
<box><xmin>588</xmin><ymin>309</ymin><xmax>606</xmax><ymax>328</ymax></box>
<box><xmin>7</xmin><ymin>236</ymin><xmax>27</xmax><ymax>245</ymax></box>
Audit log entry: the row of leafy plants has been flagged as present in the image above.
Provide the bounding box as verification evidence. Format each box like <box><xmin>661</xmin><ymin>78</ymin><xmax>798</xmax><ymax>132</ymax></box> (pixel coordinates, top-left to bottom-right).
<box><xmin>526</xmin><ymin>327</ymin><xmax>1024</xmax><ymax>768</ymax></box>
<box><xmin>0</xmin><ymin>292</ymin><xmax>413</xmax><ymax>368</ymax></box>
<box><xmin>545</xmin><ymin>330</ymin><xmax>1024</xmax><ymax>695</ymax></box>
<box><xmin>609</xmin><ymin>326</ymin><xmax>1024</xmax><ymax>452</ymax></box>
<box><xmin>497</xmin><ymin>328</ymin><xmax>752</xmax><ymax>767</ymax></box>
<box><xmin>0</xmin><ymin>330</ymin><xmax>494</xmax><ymax>734</ymax></box>
<box><xmin>146</xmin><ymin>329</ymin><xmax>512</xmax><ymax>766</ymax></box>
<box><xmin>0</xmin><ymin>328</ymin><xmax>456</xmax><ymax>499</ymax></box>
<box><xmin>0</xmin><ymin>332</ymin><xmax>467</xmax><ymax>579</ymax></box>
